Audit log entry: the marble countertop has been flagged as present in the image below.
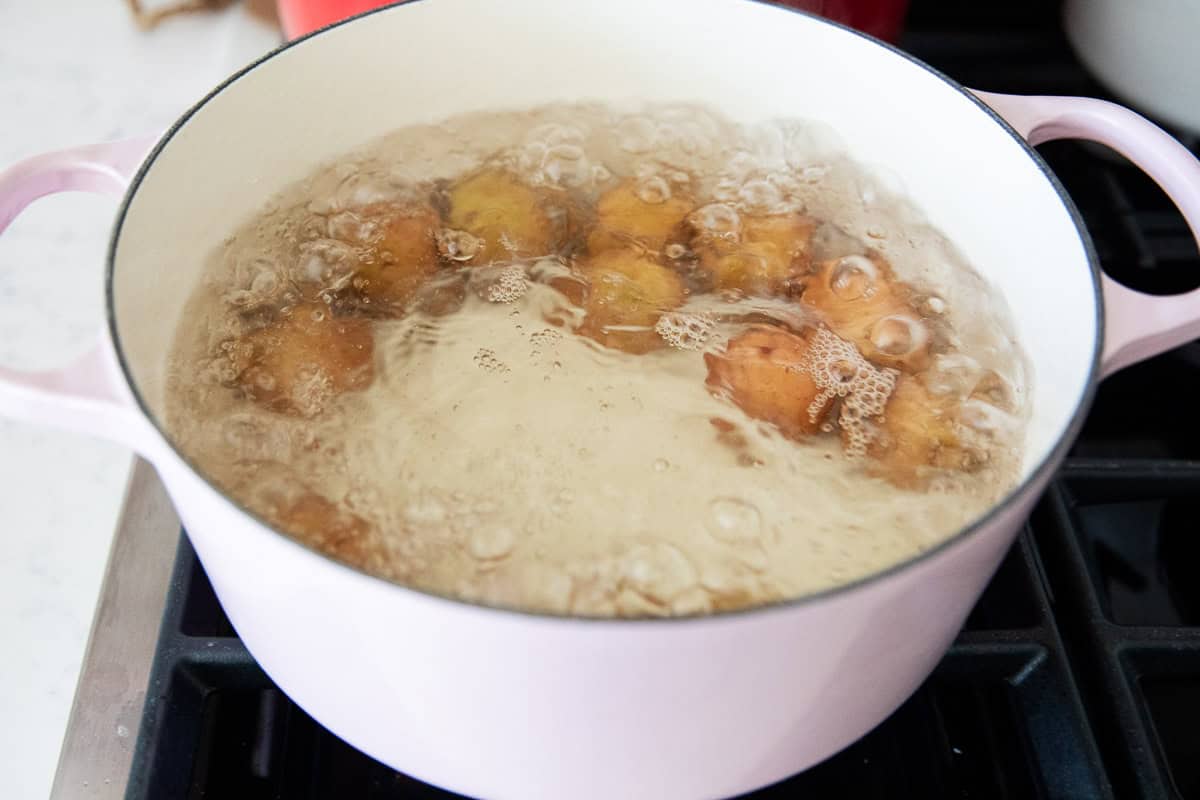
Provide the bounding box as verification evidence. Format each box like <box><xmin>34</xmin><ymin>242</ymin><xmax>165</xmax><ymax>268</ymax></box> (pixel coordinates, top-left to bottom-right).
<box><xmin>0</xmin><ymin>5</ymin><xmax>279</xmax><ymax>796</ymax></box>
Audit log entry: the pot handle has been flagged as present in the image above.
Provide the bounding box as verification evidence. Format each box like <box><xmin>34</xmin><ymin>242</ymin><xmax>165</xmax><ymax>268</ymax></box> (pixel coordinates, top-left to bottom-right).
<box><xmin>0</xmin><ymin>137</ymin><xmax>158</xmax><ymax>450</ymax></box>
<box><xmin>974</xmin><ymin>90</ymin><xmax>1200</xmax><ymax>377</ymax></box>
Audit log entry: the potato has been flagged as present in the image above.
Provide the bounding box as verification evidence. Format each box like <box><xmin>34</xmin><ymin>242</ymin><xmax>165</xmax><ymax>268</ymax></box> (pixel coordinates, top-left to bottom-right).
<box><xmin>587</xmin><ymin>179</ymin><xmax>693</xmax><ymax>255</ymax></box>
<box><xmin>576</xmin><ymin>249</ymin><xmax>686</xmax><ymax>354</ymax></box>
<box><xmin>261</xmin><ymin>489</ymin><xmax>397</xmax><ymax>575</ymax></box>
<box><xmin>234</xmin><ymin>302</ymin><xmax>374</xmax><ymax>417</ymax></box>
<box><xmin>349</xmin><ymin>202</ymin><xmax>442</xmax><ymax>309</ymax></box>
<box><xmin>445</xmin><ymin>168</ymin><xmax>558</xmax><ymax>263</ymax></box>
<box><xmin>703</xmin><ymin>325</ymin><xmax>833</xmax><ymax>439</ymax></box>
<box><xmin>800</xmin><ymin>253</ymin><xmax>930</xmax><ymax>371</ymax></box>
<box><xmin>693</xmin><ymin>211</ymin><xmax>815</xmax><ymax>295</ymax></box>
<box><xmin>863</xmin><ymin>374</ymin><xmax>980</xmax><ymax>488</ymax></box>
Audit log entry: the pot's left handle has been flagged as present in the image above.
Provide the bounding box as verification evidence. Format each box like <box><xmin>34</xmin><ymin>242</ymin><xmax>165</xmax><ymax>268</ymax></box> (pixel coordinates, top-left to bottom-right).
<box><xmin>974</xmin><ymin>90</ymin><xmax>1200</xmax><ymax>377</ymax></box>
<box><xmin>0</xmin><ymin>137</ymin><xmax>158</xmax><ymax>451</ymax></box>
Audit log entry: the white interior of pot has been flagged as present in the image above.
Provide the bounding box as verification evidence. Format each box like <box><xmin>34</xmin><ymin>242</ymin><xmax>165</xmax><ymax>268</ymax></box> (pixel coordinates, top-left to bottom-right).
<box><xmin>112</xmin><ymin>0</ymin><xmax>1097</xmax><ymax>481</ymax></box>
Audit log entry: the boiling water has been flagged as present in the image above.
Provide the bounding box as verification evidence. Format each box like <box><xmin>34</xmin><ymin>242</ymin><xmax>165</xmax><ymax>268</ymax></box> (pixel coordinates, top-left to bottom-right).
<box><xmin>165</xmin><ymin>104</ymin><xmax>1029</xmax><ymax>617</ymax></box>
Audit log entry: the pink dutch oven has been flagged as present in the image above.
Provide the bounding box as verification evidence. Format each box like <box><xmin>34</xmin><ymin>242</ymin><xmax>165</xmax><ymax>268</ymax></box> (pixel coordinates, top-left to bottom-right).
<box><xmin>4</xmin><ymin>2</ymin><xmax>1200</xmax><ymax>798</ymax></box>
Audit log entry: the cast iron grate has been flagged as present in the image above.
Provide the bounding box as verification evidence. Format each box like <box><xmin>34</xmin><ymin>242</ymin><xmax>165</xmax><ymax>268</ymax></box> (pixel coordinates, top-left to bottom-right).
<box><xmin>125</xmin><ymin>1</ymin><xmax>1200</xmax><ymax>797</ymax></box>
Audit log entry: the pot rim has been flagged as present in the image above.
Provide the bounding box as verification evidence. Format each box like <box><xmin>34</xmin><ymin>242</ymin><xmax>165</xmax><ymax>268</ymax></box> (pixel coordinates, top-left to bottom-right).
<box><xmin>104</xmin><ymin>0</ymin><xmax>1103</xmax><ymax>625</ymax></box>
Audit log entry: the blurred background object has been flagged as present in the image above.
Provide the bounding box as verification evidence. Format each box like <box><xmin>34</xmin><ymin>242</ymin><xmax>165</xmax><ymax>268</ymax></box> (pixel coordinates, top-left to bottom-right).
<box><xmin>271</xmin><ymin>0</ymin><xmax>909</xmax><ymax>41</ymax></box>
<box><xmin>275</xmin><ymin>0</ymin><xmax>399</xmax><ymax>38</ymax></box>
<box><xmin>773</xmin><ymin>0</ymin><xmax>910</xmax><ymax>42</ymax></box>
<box><xmin>1064</xmin><ymin>0</ymin><xmax>1200</xmax><ymax>133</ymax></box>
<box><xmin>125</xmin><ymin>0</ymin><xmax>232</xmax><ymax>29</ymax></box>
<box><xmin>126</xmin><ymin>0</ymin><xmax>278</xmax><ymax>29</ymax></box>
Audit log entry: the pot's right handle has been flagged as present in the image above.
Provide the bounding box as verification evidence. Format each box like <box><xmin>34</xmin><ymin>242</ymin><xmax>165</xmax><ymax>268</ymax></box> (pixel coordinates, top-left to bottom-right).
<box><xmin>0</xmin><ymin>137</ymin><xmax>157</xmax><ymax>450</ymax></box>
<box><xmin>975</xmin><ymin>90</ymin><xmax>1200</xmax><ymax>377</ymax></box>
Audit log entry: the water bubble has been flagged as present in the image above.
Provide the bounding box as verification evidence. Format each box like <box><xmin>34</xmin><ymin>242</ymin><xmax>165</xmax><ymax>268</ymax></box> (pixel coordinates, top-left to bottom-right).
<box><xmin>294</xmin><ymin>239</ymin><xmax>356</xmax><ymax>285</ymax></box>
<box><xmin>800</xmin><ymin>327</ymin><xmax>898</xmax><ymax>455</ymax></box>
<box><xmin>485</xmin><ymin>265</ymin><xmax>529</xmax><ymax>303</ymax></box>
<box><xmin>540</xmin><ymin>143</ymin><xmax>591</xmax><ymax>187</ymax></box>
<box><xmin>329</xmin><ymin>211</ymin><xmax>366</xmax><ymax>242</ymax></box>
<box><xmin>870</xmin><ymin>314</ymin><xmax>926</xmax><ymax>356</ymax></box>
<box><xmin>653</xmin><ymin>458</ymin><xmax>670</xmax><ymax>472</ymax></box>
<box><xmin>473</xmin><ymin>348</ymin><xmax>510</xmax><ymax>373</ymax></box>
<box><xmin>621</xmin><ymin>542</ymin><xmax>698</xmax><ymax>602</ymax></box>
<box><xmin>828</xmin><ymin>255</ymin><xmax>878</xmax><ymax>300</ymax></box>
<box><xmin>636</xmin><ymin>175</ymin><xmax>671</xmax><ymax>204</ymax></box>
<box><xmin>655</xmin><ymin>312</ymin><xmax>715</xmax><ymax>351</ymax></box>
<box><xmin>927</xmin><ymin>353</ymin><xmax>982</xmax><ymax>396</ymax></box>
<box><xmin>670</xmin><ymin>587</ymin><xmax>713</xmax><ymax>615</ymax></box>
<box><xmin>404</xmin><ymin>495</ymin><xmax>447</xmax><ymax>525</ymax></box>
<box><xmin>689</xmin><ymin>203</ymin><xmax>741</xmax><ymax>241</ymax></box>
<box><xmin>226</xmin><ymin>256</ymin><xmax>284</xmax><ymax>309</ymax></box>
<box><xmin>664</xmin><ymin>243</ymin><xmax>689</xmax><ymax>260</ymax></box>
<box><xmin>469</xmin><ymin>526</ymin><xmax>515</xmax><ymax>560</ymax></box>
<box><xmin>737</xmin><ymin>179</ymin><xmax>782</xmax><ymax>212</ymax></box>
<box><xmin>705</xmin><ymin>497</ymin><xmax>763</xmax><ymax>546</ymax></box>
<box><xmin>334</xmin><ymin>172</ymin><xmax>396</xmax><ymax>210</ymax></box>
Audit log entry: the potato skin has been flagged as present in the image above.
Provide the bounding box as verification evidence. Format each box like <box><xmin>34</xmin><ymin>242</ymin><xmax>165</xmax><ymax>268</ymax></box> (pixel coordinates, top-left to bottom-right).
<box><xmin>801</xmin><ymin>253</ymin><xmax>931</xmax><ymax>372</ymax></box>
<box><xmin>349</xmin><ymin>202</ymin><xmax>442</xmax><ymax>310</ymax></box>
<box><xmin>259</xmin><ymin>488</ymin><xmax>401</xmax><ymax>576</ymax></box>
<box><xmin>234</xmin><ymin>303</ymin><xmax>375</xmax><ymax>417</ymax></box>
<box><xmin>693</xmin><ymin>212</ymin><xmax>816</xmax><ymax>295</ymax></box>
<box><xmin>862</xmin><ymin>375</ymin><xmax>978</xmax><ymax>488</ymax></box>
<box><xmin>576</xmin><ymin>249</ymin><xmax>687</xmax><ymax>354</ymax></box>
<box><xmin>587</xmin><ymin>179</ymin><xmax>693</xmax><ymax>255</ymax></box>
<box><xmin>446</xmin><ymin>169</ymin><xmax>558</xmax><ymax>263</ymax></box>
<box><xmin>704</xmin><ymin>325</ymin><xmax>832</xmax><ymax>439</ymax></box>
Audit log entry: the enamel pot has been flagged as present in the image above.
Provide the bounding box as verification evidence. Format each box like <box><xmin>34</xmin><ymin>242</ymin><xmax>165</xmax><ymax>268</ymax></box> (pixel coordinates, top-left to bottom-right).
<box><xmin>4</xmin><ymin>2</ymin><xmax>1200</xmax><ymax>798</ymax></box>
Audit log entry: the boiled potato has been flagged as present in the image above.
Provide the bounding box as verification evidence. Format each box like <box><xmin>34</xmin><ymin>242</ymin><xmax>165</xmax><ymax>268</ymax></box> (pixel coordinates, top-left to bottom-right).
<box><xmin>862</xmin><ymin>374</ymin><xmax>980</xmax><ymax>488</ymax></box>
<box><xmin>576</xmin><ymin>249</ymin><xmax>686</xmax><ymax>354</ymax></box>
<box><xmin>703</xmin><ymin>325</ymin><xmax>833</xmax><ymax>439</ymax></box>
<box><xmin>587</xmin><ymin>179</ymin><xmax>693</xmax><ymax>255</ymax></box>
<box><xmin>349</xmin><ymin>202</ymin><xmax>442</xmax><ymax>310</ymax></box>
<box><xmin>265</xmin><ymin>489</ymin><xmax>383</xmax><ymax>568</ymax></box>
<box><xmin>692</xmin><ymin>211</ymin><xmax>816</xmax><ymax>295</ymax></box>
<box><xmin>445</xmin><ymin>168</ymin><xmax>558</xmax><ymax>263</ymax></box>
<box><xmin>234</xmin><ymin>302</ymin><xmax>375</xmax><ymax>417</ymax></box>
<box><xmin>801</xmin><ymin>253</ymin><xmax>930</xmax><ymax>371</ymax></box>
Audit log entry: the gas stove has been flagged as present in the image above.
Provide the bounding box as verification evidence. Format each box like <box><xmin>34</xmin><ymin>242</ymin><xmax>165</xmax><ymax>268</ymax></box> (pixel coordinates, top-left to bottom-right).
<box><xmin>50</xmin><ymin>2</ymin><xmax>1200</xmax><ymax>798</ymax></box>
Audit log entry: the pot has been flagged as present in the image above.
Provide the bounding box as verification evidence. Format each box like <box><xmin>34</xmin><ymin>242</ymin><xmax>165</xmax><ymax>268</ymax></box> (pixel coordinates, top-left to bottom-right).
<box><xmin>4</xmin><ymin>2</ymin><xmax>1200</xmax><ymax>798</ymax></box>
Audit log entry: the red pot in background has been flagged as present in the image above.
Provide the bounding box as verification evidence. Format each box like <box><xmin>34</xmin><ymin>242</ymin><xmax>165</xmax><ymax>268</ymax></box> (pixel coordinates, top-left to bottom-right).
<box><xmin>276</xmin><ymin>0</ymin><xmax>909</xmax><ymax>42</ymax></box>
<box><xmin>276</xmin><ymin>0</ymin><xmax>401</xmax><ymax>39</ymax></box>
<box><xmin>775</xmin><ymin>0</ymin><xmax>909</xmax><ymax>42</ymax></box>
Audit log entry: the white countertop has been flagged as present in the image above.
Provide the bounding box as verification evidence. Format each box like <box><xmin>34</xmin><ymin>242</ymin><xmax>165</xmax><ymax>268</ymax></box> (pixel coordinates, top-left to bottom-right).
<box><xmin>0</xmin><ymin>5</ymin><xmax>280</xmax><ymax>797</ymax></box>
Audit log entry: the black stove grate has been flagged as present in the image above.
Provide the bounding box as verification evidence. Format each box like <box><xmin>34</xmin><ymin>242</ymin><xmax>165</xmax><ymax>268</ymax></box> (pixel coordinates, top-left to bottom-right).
<box><xmin>125</xmin><ymin>2</ymin><xmax>1200</xmax><ymax>797</ymax></box>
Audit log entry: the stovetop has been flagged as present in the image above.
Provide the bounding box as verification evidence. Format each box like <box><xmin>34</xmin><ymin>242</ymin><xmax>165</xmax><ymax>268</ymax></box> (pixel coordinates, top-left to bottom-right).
<box><xmin>57</xmin><ymin>2</ymin><xmax>1200</xmax><ymax>799</ymax></box>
